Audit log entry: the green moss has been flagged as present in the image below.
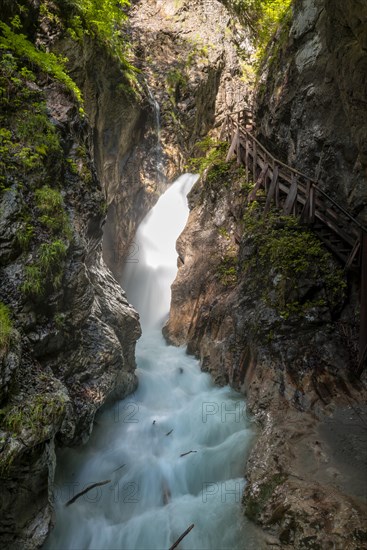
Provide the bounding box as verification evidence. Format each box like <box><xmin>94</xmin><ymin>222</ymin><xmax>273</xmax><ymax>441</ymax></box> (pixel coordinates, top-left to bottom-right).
<box><xmin>0</xmin><ymin>21</ymin><xmax>83</xmax><ymax>105</ymax></box>
<box><xmin>187</xmin><ymin>138</ymin><xmax>229</xmax><ymax>176</ymax></box>
<box><xmin>245</xmin><ymin>473</ymin><xmax>286</xmax><ymax>522</ymax></box>
<box><xmin>35</xmin><ymin>186</ymin><xmax>71</xmax><ymax>238</ymax></box>
<box><xmin>243</xmin><ymin>206</ymin><xmax>347</xmax><ymax>318</ymax></box>
<box><xmin>0</xmin><ymin>302</ymin><xmax>12</xmax><ymax>352</ymax></box>
<box><xmin>21</xmin><ymin>265</ymin><xmax>43</xmax><ymax>296</ymax></box>
<box><xmin>166</xmin><ymin>67</ymin><xmax>188</xmax><ymax>103</ymax></box>
<box><xmin>21</xmin><ymin>239</ymin><xmax>68</xmax><ymax>297</ymax></box>
<box><xmin>17</xmin><ymin>221</ymin><xmax>34</xmax><ymax>250</ymax></box>
<box><xmin>0</xmin><ymin>393</ymin><xmax>66</xmax><ymax>437</ymax></box>
<box><xmin>218</xmin><ymin>255</ymin><xmax>238</xmax><ymax>287</ymax></box>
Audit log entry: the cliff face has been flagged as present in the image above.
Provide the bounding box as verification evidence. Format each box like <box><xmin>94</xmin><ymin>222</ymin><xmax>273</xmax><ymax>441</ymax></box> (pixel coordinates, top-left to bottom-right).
<box><xmin>0</xmin><ymin>2</ymin><xmax>141</xmax><ymax>546</ymax></box>
<box><xmin>165</xmin><ymin>0</ymin><xmax>367</xmax><ymax>545</ymax></box>
<box><xmin>165</xmin><ymin>146</ymin><xmax>367</xmax><ymax>549</ymax></box>
<box><xmin>255</xmin><ymin>0</ymin><xmax>367</xmax><ymax>221</ymax></box>
<box><xmin>103</xmin><ymin>0</ymin><xmax>252</xmax><ymax>277</ymax></box>
<box><xmin>0</xmin><ymin>1</ymin><xmax>252</xmax><ymax>546</ymax></box>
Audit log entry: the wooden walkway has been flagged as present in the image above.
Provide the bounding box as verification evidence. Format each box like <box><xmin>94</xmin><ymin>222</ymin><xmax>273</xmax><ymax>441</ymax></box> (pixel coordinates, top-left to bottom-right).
<box><xmin>222</xmin><ymin>111</ymin><xmax>367</xmax><ymax>375</ymax></box>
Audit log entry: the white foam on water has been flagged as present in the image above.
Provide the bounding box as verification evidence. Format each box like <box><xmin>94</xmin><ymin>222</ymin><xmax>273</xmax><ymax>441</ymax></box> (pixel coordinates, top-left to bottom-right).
<box><xmin>45</xmin><ymin>174</ymin><xmax>259</xmax><ymax>550</ymax></box>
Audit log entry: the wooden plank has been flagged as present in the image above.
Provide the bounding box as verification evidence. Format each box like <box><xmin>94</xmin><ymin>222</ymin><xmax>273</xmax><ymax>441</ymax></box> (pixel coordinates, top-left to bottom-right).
<box><xmin>236</xmin><ymin>130</ymin><xmax>241</xmax><ymax>165</ymax></box>
<box><xmin>248</xmin><ymin>163</ymin><xmax>269</xmax><ymax>202</ymax></box>
<box><xmin>316</xmin><ymin>233</ymin><xmax>349</xmax><ymax>264</ymax></box>
<box><xmin>314</xmin><ymin>210</ymin><xmax>356</xmax><ymax>247</ymax></box>
<box><xmin>358</xmin><ymin>232</ymin><xmax>367</xmax><ymax>375</ymax></box>
<box><xmin>300</xmin><ymin>180</ymin><xmax>311</xmax><ymax>222</ymax></box>
<box><xmin>253</xmin><ymin>141</ymin><xmax>257</xmax><ymax>183</ymax></box>
<box><xmin>283</xmin><ymin>175</ymin><xmax>298</xmax><ymax>215</ymax></box>
<box><xmin>219</xmin><ymin>115</ymin><xmax>229</xmax><ymax>141</ymax></box>
<box><xmin>226</xmin><ymin>129</ymin><xmax>239</xmax><ymax>162</ymax></box>
<box><xmin>264</xmin><ymin>166</ymin><xmax>279</xmax><ymax>214</ymax></box>
<box><xmin>309</xmin><ymin>185</ymin><xmax>315</xmax><ymax>223</ymax></box>
<box><xmin>245</xmin><ymin>134</ymin><xmax>249</xmax><ymax>183</ymax></box>
<box><xmin>345</xmin><ymin>238</ymin><xmax>361</xmax><ymax>271</ymax></box>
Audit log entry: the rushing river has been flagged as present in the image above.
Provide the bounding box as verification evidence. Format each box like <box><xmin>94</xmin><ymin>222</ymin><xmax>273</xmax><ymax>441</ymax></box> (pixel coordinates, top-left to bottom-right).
<box><xmin>45</xmin><ymin>174</ymin><xmax>258</xmax><ymax>550</ymax></box>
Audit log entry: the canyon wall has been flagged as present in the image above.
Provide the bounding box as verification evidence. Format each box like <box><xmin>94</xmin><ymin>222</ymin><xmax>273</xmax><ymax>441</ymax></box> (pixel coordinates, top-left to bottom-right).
<box><xmin>255</xmin><ymin>0</ymin><xmax>367</xmax><ymax>222</ymax></box>
<box><xmin>165</xmin><ymin>0</ymin><xmax>367</xmax><ymax>546</ymax></box>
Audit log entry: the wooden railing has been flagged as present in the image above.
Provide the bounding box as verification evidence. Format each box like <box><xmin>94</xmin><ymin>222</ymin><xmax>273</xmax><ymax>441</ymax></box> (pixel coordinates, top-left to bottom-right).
<box><xmin>222</xmin><ymin>110</ymin><xmax>367</xmax><ymax>375</ymax></box>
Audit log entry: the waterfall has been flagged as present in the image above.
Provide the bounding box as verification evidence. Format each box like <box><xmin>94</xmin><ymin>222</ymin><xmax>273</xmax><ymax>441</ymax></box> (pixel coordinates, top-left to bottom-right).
<box><xmin>45</xmin><ymin>175</ymin><xmax>259</xmax><ymax>550</ymax></box>
<box><xmin>147</xmin><ymin>86</ymin><xmax>164</xmax><ymax>184</ymax></box>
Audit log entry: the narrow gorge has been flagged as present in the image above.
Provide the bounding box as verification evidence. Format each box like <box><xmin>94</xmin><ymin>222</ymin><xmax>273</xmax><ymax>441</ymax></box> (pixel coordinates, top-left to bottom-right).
<box><xmin>0</xmin><ymin>1</ymin><xmax>366</xmax><ymax>549</ymax></box>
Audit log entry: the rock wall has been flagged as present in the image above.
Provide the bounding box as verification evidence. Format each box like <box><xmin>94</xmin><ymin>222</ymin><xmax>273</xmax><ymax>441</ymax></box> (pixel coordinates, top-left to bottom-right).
<box><xmin>103</xmin><ymin>0</ymin><xmax>252</xmax><ymax>277</ymax></box>
<box><xmin>164</xmin><ymin>1</ymin><xmax>367</xmax><ymax>538</ymax></box>
<box><xmin>165</xmin><ymin>150</ymin><xmax>367</xmax><ymax>547</ymax></box>
<box><xmin>255</xmin><ymin>0</ymin><xmax>367</xmax><ymax>222</ymax></box>
<box><xmin>0</xmin><ymin>2</ymin><xmax>141</xmax><ymax>546</ymax></box>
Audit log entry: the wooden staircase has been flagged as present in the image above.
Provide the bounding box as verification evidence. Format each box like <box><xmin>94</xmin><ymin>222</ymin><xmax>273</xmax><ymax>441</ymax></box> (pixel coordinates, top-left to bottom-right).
<box><xmin>222</xmin><ymin>110</ymin><xmax>367</xmax><ymax>375</ymax></box>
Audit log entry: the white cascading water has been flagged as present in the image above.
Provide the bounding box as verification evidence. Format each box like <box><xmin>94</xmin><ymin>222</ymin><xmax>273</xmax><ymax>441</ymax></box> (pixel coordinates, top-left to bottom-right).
<box><xmin>45</xmin><ymin>174</ymin><xmax>259</xmax><ymax>550</ymax></box>
<box><xmin>147</xmin><ymin>86</ymin><xmax>164</xmax><ymax>184</ymax></box>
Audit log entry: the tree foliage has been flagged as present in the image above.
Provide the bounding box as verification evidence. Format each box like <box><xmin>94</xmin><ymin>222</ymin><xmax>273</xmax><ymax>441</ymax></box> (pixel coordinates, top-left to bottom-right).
<box><xmin>223</xmin><ymin>0</ymin><xmax>292</xmax><ymax>51</ymax></box>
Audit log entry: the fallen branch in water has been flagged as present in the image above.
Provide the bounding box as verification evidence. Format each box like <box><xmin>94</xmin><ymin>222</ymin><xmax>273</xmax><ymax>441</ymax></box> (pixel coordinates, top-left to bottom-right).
<box><xmin>65</xmin><ymin>480</ymin><xmax>111</xmax><ymax>506</ymax></box>
<box><xmin>113</xmin><ymin>464</ymin><xmax>126</xmax><ymax>473</ymax></box>
<box><xmin>180</xmin><ymin>450</ymin><xmax>197</xmax><ymax>458</ymax></box>
<box><xmin>168</xmin><ymin>524</ymin><xmax>195</xmax><ymax>550</ymax></box>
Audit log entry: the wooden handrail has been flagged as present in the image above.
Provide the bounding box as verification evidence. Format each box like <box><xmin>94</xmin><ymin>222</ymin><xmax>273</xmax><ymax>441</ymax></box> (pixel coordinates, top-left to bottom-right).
<box><xmin>227</xmin><ymin>114</ymin><xmax>367</xmax><ymax>235</ymax></box>
<box><xmin>222</xmin><ymin>109</ymin><xmax>367</xmax><ymax>374</ymax></box>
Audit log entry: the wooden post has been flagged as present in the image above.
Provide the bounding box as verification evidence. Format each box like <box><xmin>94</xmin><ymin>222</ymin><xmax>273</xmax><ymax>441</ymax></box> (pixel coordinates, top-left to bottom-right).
<box><xmin>253</xmin><ymin>141</ymin><xmax>257</xmax><ymax>183</ymax></box>
<box><xmin>236</xmin><ymin>129</ymin><xmax>241</xmax><ymax>165</ymax></box>
<box><xmin>283</xmin><ymin>175</ymin><xmax>298</xmax><ymax>215</ymax></box>
<box><xmin>245</xmin><ymin>133</ymin><xmax>249</xmax><ymax>183</ymax></box>
<box><xmin>264</xmin><ymin>165</ymin><xmax>279</xmax><ymax>215</ymax></box>
<box><xmin>358</xmin><ymin>232</ymin><xmax>367</xmax><ymax>375</ymax></box>
<box><xmin>309</xmin><ymin>185</ymin><xmax>315</xmax><ymax>223</ymax></box>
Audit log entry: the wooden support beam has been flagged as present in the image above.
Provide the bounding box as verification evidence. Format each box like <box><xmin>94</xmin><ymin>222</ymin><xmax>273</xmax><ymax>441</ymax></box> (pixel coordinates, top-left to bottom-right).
<box><xmin>226</xmin><ymin>129</ymin><xmax>239</xmax><ymax>162</ymax></box>
<box><xmin>264</xmin><ymin>166</ymin><xmax>279</xmax><ymax>215</ymax></box>
<box><xmin>345</xmin><ymin>238</ymin><xmax>361</xmax><ymax>271</ymax></box>
<box><xmin>245</xmin><ymin>134</ymin><xmax>249</xmax><ymax>183</ymax></box>
<box><xmin>253</xmin><ymin>141</ymin><xmax>257</xmax><ymax>183</ymax></box>
<box><xmin>283</xmin><ymin>175</ymin><xmax>298</xmax><ymax>215</ymax></box>
<box><xmin>236</xmin><ymin>131</ymin><xmax>241</xmax><ymax>165</ymax></box>
<box><xmin>309</xmin><ymin>185</ymin><xmax>315</xmax><ymax>223</ymax></box>
<box><xmin>358</xmin><ymin>232</ymin><xmax>367</xmax><ymax>375</ymax></box>
<box><xmin>248</xmin><ymin>163</ymin><xmax>269</xmax><ymax>203</ymax></box>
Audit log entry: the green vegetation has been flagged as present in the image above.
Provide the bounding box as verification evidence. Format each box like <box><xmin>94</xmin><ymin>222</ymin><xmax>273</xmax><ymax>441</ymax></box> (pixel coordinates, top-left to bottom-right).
<box><xmin>61</xmin><ymin>0</ymin><xmax>139</xmax><ymax>91</ymax></box>
<box><xmin>35</xmin><ymin>186</ymin><xmax>71</xmax><ymax>237</ymax></box>
<box><xmin>218</xmin><ymin>255</ymin><xmax>238</xmax><ymax>287</ymax></box>
<box><xmin>0</xmin><ymin>393</ymin><xmax>66</xmax><ymax>438</ymax></box>
<box><xmin>0</xmin><ymin>44</ymin><xmax>73</xmax><ymax>298</ymax></box>
<box><xmin>22</xmin><ymin>240</ymin><xmax>68</xmax><ymax>297</ymax></box>
<box><xmin>0</xmin><ymin>19</ymin><xmax>83</xmax><ymax>105</ymax></box>
<box><xmin>223</xmin><ymin>0</ymin><xmax>292</xmax><ymax>70</ymax></box>
<box><xmin>0</xmin><ymin>52</ymin><xmax>63</xmax><ymax>188</ymax></box>
<box><xmin>166</xmin><ymin>68</ymin><xmax>188</xmax><ymax>103</ymax></box>
<box><xmin>188</xmin><ymin>137</ymin><xmax>230</xmax><ymax>179</ymax></box>
<box><xmin>243</xmin><ymin>205</ymin><xmax>347</xmax><ymax>319</ymax></box>
<box><xmin>0</xmin><ymin>302</ymin><xmax>12</xmax><ymax>352</ymax></box>
<box><xmin>245</xmin><ymin>473</ymin><xmax>286</xmax><ymax>521</ymax></box>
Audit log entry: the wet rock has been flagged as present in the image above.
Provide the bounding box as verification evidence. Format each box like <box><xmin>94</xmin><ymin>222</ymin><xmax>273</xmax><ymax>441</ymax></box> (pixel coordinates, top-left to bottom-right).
<box><xmin>0</xmin><ymin>329</ymin><xmax>21</xmax><ymax>403</ymax></box>
<box><xmin>0</xmin><ymin>187</ymin><xmax>22</xmax><ymax>264</ymax></box>
<box><xmin>255</xmin><ymin>0</ymin><xmax>367</xmax><ymax>222</ymax></box>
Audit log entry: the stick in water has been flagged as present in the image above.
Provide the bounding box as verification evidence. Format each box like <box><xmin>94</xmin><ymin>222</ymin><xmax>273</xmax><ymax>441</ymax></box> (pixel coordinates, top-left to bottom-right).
<box><xmin>168</xmin><ymin>524</ymin><xmax>195</xmax><ymax>550</ymax></box>
<box><xmin>180</xmin><ymin>450</ymin><xmax>197</xmax><ymax>458</ymax></box>
<box><xmin>113</xmin><ymin>464</ymin><xmax>126</xmax><ymax>473</ymax></box>
<box><xmin>65</xmin><ymin>480</ymin><xmax>111</xmax><ymax>506</ymax></box>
